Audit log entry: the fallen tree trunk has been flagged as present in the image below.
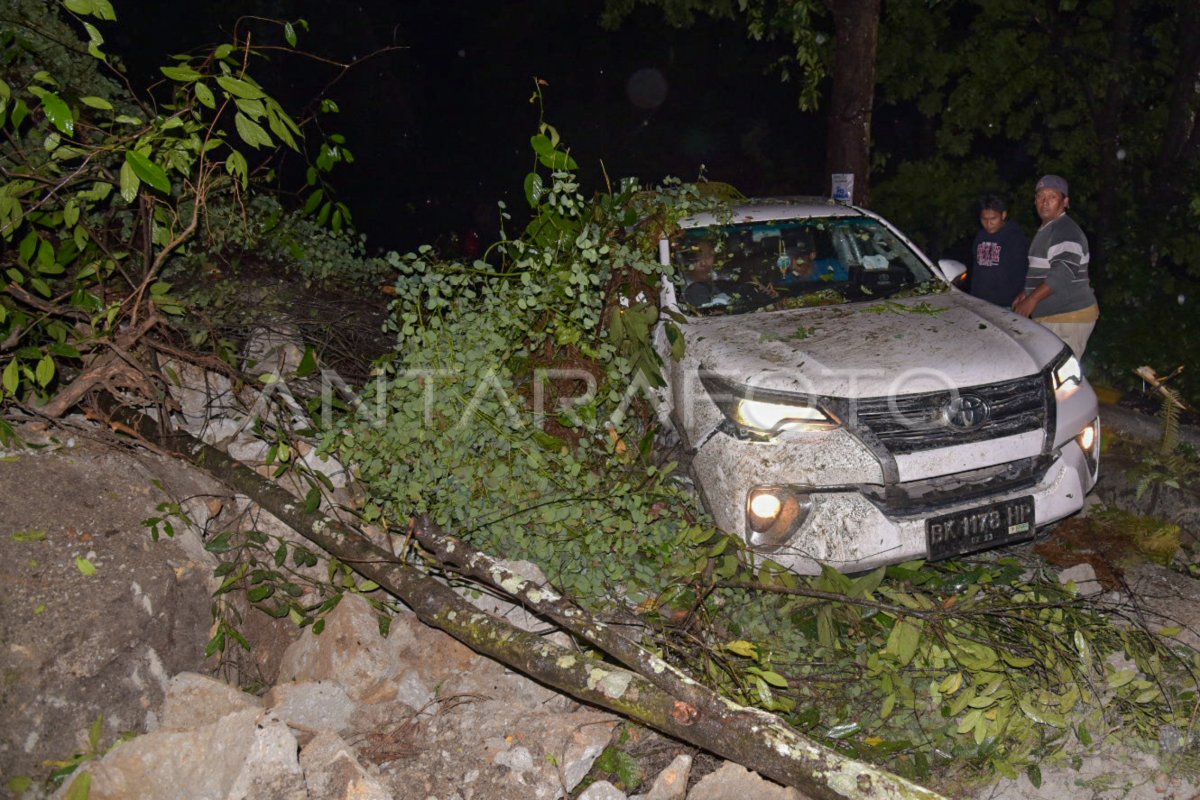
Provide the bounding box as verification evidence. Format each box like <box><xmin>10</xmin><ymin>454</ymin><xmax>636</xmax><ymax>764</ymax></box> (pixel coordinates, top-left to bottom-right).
<box><xmin>99</xmin><ymin>396</ymin><xmax>944</xmax><ymax>800</ymax></box>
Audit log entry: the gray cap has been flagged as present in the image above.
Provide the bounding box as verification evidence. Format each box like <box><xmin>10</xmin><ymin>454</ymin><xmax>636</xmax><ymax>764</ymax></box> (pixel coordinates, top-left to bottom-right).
<box><xmin>1035</xmin><ymin>174</ymin><xmax>1069</xmax><ymax>196</ymax></box>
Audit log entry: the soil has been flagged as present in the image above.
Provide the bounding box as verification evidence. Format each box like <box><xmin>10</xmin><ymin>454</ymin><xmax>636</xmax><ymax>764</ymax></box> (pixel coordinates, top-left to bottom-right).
<box><xmin>0</xmin><ymin>422</ymin><xmax>221</xmax><ymax>795</ymax></box>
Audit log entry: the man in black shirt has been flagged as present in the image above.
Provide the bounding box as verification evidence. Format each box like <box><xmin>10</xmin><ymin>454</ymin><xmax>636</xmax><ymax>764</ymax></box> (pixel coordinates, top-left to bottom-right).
<box><xmin>968</xmin><ymin>194</ymin><xmax>1030</xmax><ymax>307</ymax></box>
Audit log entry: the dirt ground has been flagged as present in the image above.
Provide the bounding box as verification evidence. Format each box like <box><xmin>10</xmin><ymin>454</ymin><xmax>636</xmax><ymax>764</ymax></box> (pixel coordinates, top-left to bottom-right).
<box><xmin>0</xmin><ymin>421</ymin><xmax>229</xmax><ymax>796</ymax></box>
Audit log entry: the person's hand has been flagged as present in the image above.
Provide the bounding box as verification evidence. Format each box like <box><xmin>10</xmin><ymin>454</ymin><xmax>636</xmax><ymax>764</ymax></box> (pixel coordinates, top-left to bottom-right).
<box><xmin>1012</xmin><ymin>291</ymin><xmax>1036</xmax><ymax>317</ymax></box>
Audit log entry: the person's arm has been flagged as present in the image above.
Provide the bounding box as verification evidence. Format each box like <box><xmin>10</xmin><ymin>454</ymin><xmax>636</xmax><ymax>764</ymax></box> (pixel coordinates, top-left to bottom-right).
<box><xmin>1013</xmin><ymin>281</ymin><xmax>1052</xmax><ymax>317</ymax></box>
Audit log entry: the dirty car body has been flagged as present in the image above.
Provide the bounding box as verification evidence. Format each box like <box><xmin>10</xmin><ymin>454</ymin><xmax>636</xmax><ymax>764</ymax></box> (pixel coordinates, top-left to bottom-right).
<box><xmin>656</xmin><ymin>198</ymin><xmax>1100</xmax><ymax>574</ymax></box>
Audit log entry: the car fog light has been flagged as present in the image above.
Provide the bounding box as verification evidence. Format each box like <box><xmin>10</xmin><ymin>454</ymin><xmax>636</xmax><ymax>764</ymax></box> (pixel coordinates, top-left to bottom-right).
<box><xmin>749</xmin><ymin>492</ymin><xmax>782</xmax><ymax>520</ymax></box>
<box><xmin>1076</xmin><ymin>417</ymin><xmax>1100</xmax><ymax>480</ymax></box>
<box><xmin>746</xmin><ymin>487</ymin><xmax>812</xmax><ymax>549</ymax></box>
<box><xmin>1078</xmin><ymin>424</ymin><xmax>1095</xmax><ymax>451</ymax></box>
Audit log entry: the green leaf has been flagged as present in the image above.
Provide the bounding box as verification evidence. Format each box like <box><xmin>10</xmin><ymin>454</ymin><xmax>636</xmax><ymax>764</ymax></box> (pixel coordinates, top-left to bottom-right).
<box><xmin>747</xmin><ymin>667</ymin><xmax>788</xmax><ymax>687</ymax></box>
<box><xmin>19</xmin><ymin>231</ymin><xmax>38</xmax><ymax>264</ymax></box>
<box><xmin>94</xmin><ymin>0</ymin><xmax>115</xmax><ymax>18</ymax></box>
<box><xmin>34</xmin><ymin>89</ymin><xmax>74</xmax><ymax>135</ymax></box>
<box><xmin>64</xmin><ymin>772</ymin><xmax>92</xmax><ymax>800</ymax></box>
<box><xmin>35</xmin><ymin>355</ymin><xmax>54</xmax><ymax>387</ymax></box>
<box><xmin>2</xmin><ymin>359</ymin><xmax>18</xmax><ymax>395</ymax></box>
<box><xmin>1026</xmin><ymin>764</ymin><xmax>1042</xmax><ymax>788</ymax></box>
<box><xmin>247</xmin><ymin>585</ymin><xmax>274</xmax><ymax>603</ymax></box>
<box><xmin>88</xmin><ymin>714</ymin><xmax>103</xmax><ymax>750</ymax></box>
<box><xmin>75</xmin><ymin>556</ymin><xmax>97</xmax><ymax>576</ymax></box>
<box><xmin>724</xmin><ymin>639</ymin><xmax>758</xmax><ymax>658</ymax></box>
<box><xmin>303</xmin><ymin>188</ymin><xmax>324</xmax><ymax>215</ymax></box>
<box><xmin>524</xmin><ymin>172</ymin><xmax>544</xmax><ymax>207</ymax></box>
<box><xmin>205</xmin><ymin>531</ymin><xmax>233</xmax><ymax>553</ymax></box>
<box><xmin>217</xmin><ymin>75</ymin><xmax>266</xmax><ymax>100</ymax></box>
<box><xmin>266</xmin><ymin>107</ymin><xmax>298</xmax><ymax>150</ymax></box>
<box><xmin>160</xmin><ymin>65</ymin><xmax>202</xmax><ymax>82</ymax></box>
<box><xmin>83</xmin><ymin>22</ymin><xmax>106</xmax><ymax>59</ymax></box>
<box><xmin>125</xmin><ymin>150</ymin><xmax>170</xmax><ymax>193</ymax></box>
<box><xmin>234</xmin><ymin>112</ymin><xmax>272</xmax><ymax>149</ymax></box>
<box><xmin>80</xmin><ymin>96</ymin><xmax>112</xmax><ymax>110</ymax></box>
<box><xmin>119</xmin><ymin>160</ymin><xmax>139</xmax><ymax>203</ymax></box>
<box><xmin>303</xmin><ymin>486</ymin><xmax>321</xmax><ymax>514</ymax></box>
<box><xmin>205</xmin><ymin>628</ymin><xmax>226</xmax><ymax>657</ymax></box>
<box><xmin>11</xmin><ymin>529</ymin><xmax>47</xmax><ymax>542</ymax></box>
<box><xmin>885</xmin><ymin>618</ymin><xmax>921</xmax><ymax>666</ymax></box>
<box><xmin>225</xmin><ymin>149</ymin><xmax>248</xmax><ymax>187</ymax></box>
<box><xmin>284</xmin><ymin>22</ymin><xmax>298</xmax><ymax>47</ymax></box>
<box><xmin>235</xmin><ymin>97</ymin><xmax>265</xmax><ymax>120</ymax></box>
<box><xmin>194</xmin><ymin>81</ymin><xmax>215</xmax><ymax>108</ymax></box>
<box><xmin>295</xmin><ymin>346</ymin><xmax>318</xmax><ymax>378</ymax></box>
<box><xmin>826</xmin><ymin>721</ymin><xmax>861</xmax><ymax>739</ymax></box>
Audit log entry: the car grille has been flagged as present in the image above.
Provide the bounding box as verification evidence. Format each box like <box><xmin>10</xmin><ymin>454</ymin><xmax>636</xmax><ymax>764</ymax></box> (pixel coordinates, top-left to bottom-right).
<box><xmin>860</xmin><ymin>454</ymin><xmax>1053</xmax><ymax>515</ymax></box>
<box><xmin>850</xmin><ymin>374</ymin><xmax>1047</xmax><ymax>454</ymax></box>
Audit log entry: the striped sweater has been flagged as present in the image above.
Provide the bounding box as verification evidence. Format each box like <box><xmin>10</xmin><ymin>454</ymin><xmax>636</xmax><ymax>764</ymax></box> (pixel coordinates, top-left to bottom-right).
<box><xmin>1024</xmin><ymin>213</ymin><xmax>1096</xmax><ymax>317</ymax></box>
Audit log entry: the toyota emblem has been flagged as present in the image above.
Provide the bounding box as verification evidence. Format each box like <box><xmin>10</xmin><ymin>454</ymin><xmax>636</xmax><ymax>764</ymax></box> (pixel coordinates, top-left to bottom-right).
<box><xmin>944</xmin><ymin>393</ymin><xmax>990</xmax><ymax>430</ymax></box>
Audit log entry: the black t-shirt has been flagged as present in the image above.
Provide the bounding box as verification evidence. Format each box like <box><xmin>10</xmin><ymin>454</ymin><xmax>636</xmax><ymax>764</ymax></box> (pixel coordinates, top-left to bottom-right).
<box><xmin>970</xmin><ymin>220</ymin><xmax>1030</xmax><ymax>307</ymax></box>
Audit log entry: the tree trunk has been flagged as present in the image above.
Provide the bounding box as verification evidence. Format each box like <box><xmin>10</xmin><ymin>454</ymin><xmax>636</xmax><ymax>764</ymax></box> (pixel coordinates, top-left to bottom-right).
<box><xmin>95</xmin><ymin>395</ymin><xmax>944</xmax><ymax>800</ymax></box>
<box><xmin>825</xmin><ymin>0</ymin><xmax>881</xmax><ymax>207</ymax></box>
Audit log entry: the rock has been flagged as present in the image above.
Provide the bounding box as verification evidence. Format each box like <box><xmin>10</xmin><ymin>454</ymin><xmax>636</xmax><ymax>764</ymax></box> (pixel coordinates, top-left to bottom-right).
<box><xmin>579</xmin><ymin>780</ymin><xmax>628</xmax><ymax>800</ymax></box>
<box><xmin>644</xmin><ymin>754</ymin><xmax>691</xmax><ymax>800</ymax></box>
<box><xmin>1057</xmin><ymin>562</ymin><xmax>1104</xmax><ymax>596</ymax></box>
<box><xmin>160</xmin><ymin>672</ymin><xmax>262</xmax><ymax>730</ymax></box>
<box><xmin>299</xmin><ymin>731</ymin><xmax>391</xmax><ymax>800</ymax></box>
<box><xmin>279</xmin><ymin>593</ymin><xmax>572</xmax><ymax>711</ymax></box>
<box><xmin>685</xmin><ymin>762</ymin><xmax>808</xmax><ymax>800</ymax></box>
<box><xmin>57</xmin><ymin>708</ymin><xmax>305</xmax><ymax>800</ymax></box>
<box><xmin>0</xmin><ymin>439</ymin><xmax>217</xmax><ymax>791</ymax></box>
<box><xmin>264</xmin><ymin>680</ymin><xmax>356</xmax><ymax>737</ymax></box>
<box><xmin>377</xmin><ymin>698</ymin><xmax>616</xmax><ymax>799</ymax></box>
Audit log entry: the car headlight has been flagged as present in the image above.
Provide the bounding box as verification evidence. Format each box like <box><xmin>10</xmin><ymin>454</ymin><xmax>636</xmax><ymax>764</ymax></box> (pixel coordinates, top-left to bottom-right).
<box><xmin>1052</xmin><ymin>348</ymin><xmax>1082</xmax><ymax>391</ymax></box>
<box><xmin>700</xmin><ymin>371</ymin><xmax>839</xmax><ymax>438</ymax></box>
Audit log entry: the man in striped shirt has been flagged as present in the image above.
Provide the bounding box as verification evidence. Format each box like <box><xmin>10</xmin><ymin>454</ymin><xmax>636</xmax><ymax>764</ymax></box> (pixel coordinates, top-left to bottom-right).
<box><xmin>1012</xmin><ymin>174</ymin><xmax>1099</xmax><ymax>358</ymax></box>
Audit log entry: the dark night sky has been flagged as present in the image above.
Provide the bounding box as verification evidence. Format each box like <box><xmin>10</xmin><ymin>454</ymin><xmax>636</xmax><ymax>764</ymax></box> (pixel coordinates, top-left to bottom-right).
<box><xmin>112</xmin><ymin>1</ymin><xmax>827</xmax><ymax>253</ymax></box>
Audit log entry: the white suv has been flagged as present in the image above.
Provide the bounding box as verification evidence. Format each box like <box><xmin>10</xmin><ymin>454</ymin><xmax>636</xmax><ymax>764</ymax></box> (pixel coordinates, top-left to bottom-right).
<box><xmin>656</xmin><ymin>198</ymin><xmax>1099</xmax><ymax>574</ymax></box>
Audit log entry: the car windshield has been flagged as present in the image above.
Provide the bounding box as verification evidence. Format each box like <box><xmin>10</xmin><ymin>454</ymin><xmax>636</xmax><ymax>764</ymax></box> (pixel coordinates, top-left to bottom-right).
<box><xmin>672</xmin><ymin>215</ymin><xmax>942</xmax><ymax>315</ymax></box>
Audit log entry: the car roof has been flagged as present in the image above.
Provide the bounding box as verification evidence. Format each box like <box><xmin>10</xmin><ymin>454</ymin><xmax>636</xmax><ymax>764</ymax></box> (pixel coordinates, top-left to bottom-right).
<box><xmin>678</xmin><ymin>196</ymin><xmax>872</xmax><ymax>229</ymax></box>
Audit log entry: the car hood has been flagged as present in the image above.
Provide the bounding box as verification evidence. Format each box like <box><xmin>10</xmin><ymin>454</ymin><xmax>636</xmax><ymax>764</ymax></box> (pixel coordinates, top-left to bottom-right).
<box><xmin>684</xmin><ymin>292</ymin><xmax>1064</xmax><ymax>397</ymax></box>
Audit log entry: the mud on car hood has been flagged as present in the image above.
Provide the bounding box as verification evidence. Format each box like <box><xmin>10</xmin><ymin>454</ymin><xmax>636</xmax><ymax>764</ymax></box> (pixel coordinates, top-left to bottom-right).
<box><xmin>684</xmin><ymin>292</ymin><xmax>1066</xmax><ymax>398</ymax></box>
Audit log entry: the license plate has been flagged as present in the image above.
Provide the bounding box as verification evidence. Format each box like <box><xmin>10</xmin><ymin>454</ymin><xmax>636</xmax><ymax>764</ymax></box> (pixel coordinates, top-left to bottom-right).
<box><xmin>926</xmin><ymin>496</ymin><xmax>1035</xmax><ymax>560</ymax></box>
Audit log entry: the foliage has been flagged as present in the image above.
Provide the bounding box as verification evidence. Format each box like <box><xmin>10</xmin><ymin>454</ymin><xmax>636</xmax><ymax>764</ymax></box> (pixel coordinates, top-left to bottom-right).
<box><xmin>41</xmin><ymin>713</ymin><xmax>134</xmax><ymax>796</ymax></box>
<box><xmin>331</xmin><ymin>112</ymin><xmax>720</xmax><ymax>602</ymax></box>
<box><xmin>699</xmin><ymin>556</ymin><xmax>1199</xmax><ymax>785</ymax></box>
<box><xmin>0</xmin><ymin>0</ymin><xmax>353</xmax><ymax>413</ymax></box>
<box><xmin>871</xmin><ymin>0</ymin><xmax>1200</xmax><ymax>397</ymax></box>
<box><xmin>164</xmin><ymin>193</ymin><xmax>392</xmax><ymax>289</ymax></box>
<box><xmin>144</xmin><ymin>457</ymin><xmax>398</xmax><ymax>660</ymax></box>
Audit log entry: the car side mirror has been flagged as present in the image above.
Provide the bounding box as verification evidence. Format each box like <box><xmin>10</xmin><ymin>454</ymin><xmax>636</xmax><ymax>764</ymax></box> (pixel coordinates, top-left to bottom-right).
<box><xmin>936</xmin><ymin>259</ymin><xmax>967</xmax><ymax>284</ymax></box>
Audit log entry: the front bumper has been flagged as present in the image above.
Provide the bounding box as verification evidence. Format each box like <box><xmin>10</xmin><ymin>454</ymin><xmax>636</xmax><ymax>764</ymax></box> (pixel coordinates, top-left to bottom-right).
<box><xmin>690</xmin><ymin>423</ymin><xmax>1098</xmax><ymax>575</ymax></box>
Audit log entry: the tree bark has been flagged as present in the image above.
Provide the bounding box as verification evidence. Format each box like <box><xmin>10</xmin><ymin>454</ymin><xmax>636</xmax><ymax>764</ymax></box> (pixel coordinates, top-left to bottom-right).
<box><xmin>825</xmin><ymin>0</ymin><xmax>881</xmax><ymax>207</ymax></box>
<box><xmin>95</xmin><ymin>395</ymin><xmax>943</xmax><ymax>800</ymax></box>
